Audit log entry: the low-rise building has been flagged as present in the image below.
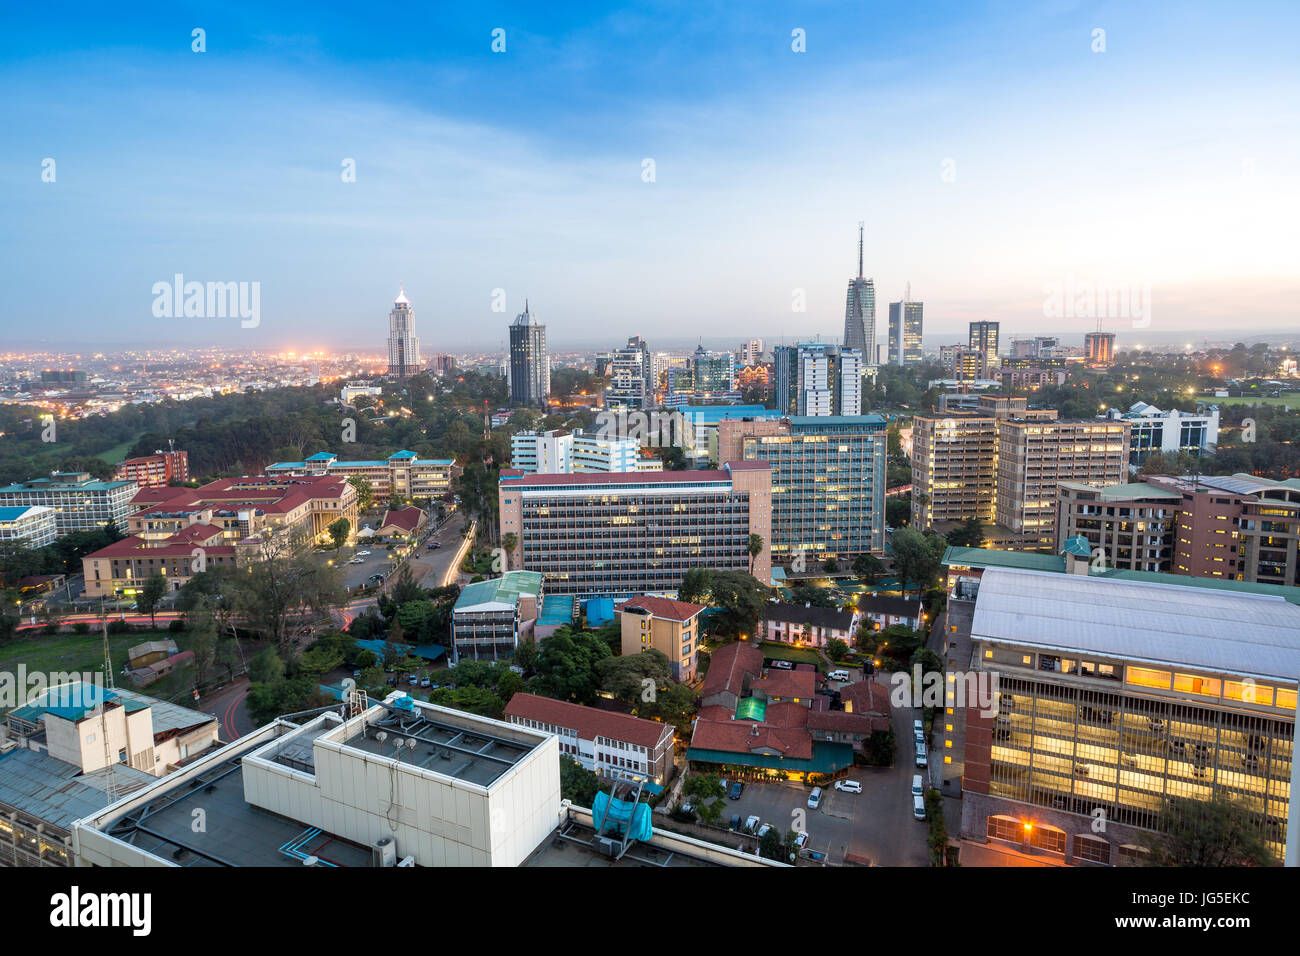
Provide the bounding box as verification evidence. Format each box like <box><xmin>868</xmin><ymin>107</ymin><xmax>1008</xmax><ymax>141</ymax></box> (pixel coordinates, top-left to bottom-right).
<box><xmin>616</xmin><ymin>595</ymin><xmax>706</xmax><ymax>682</ymax></box>
<box><xmin>857</xmin><ymin>593</ymin><xmax>924</xmax><ymax>631</ymax></box>
<box><xmin>0</xmin><ymin>505</ymin><xmax>57</xmax><ymax>549</ymax></box>
<box><xmin>114</xmin><ymin>448</ymin><xmax>189</xmax><ymax>488</ymax></box>
<box><xmin>377</xmin><ymin>505</ymin><xmax>425</xmax><ymax>539</ymax></box>
<box><xmin>758</xmin><ymin>601</ymin><xmax>861</xmax><ymax>648</ymax></box>
<box><xmin>504</xmin><ymin>692</ymin><xmax>676</xmax><ymax>786</ymax></box>
<box><xmin>266</xmin><ymin>450</ymin><xmax>457</xmax><ymax>501</ymax></box>
<box><xmin>451</xmin><ymin>571</ymin><xmax>544</xmax><ymax>662</ymax></box>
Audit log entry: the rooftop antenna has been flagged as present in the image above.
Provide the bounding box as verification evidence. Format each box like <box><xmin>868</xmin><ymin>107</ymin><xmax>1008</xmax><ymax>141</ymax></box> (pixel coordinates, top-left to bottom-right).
<box><xmin>98</xmin><ymin>615</ymin><xmax>119</xmax><ymax>806</ymax></box>
<box><xmin>905</xmin><ymin>281</ymin><xmax>911</xmax><ymax>304</ymax></box>
<box><xmin>857</xmin><ymin>222</ymin><xmax>865</xmax><ymax>278</ymax></box>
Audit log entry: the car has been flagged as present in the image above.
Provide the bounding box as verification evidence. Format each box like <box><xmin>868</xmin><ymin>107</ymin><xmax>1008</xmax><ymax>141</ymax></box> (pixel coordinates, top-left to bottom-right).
<box><xmin>352</xmin><ymin>669</ymin><xmax>362</xmax><ymax>679</ymax></box>
<box><xmin>912</xmin><ymin>774</ymin><xmax>924</xmax><ymax>798</ymax></box>
<box><xmin>427</xmin><ymin>541</ymin><xmax>441</xmax><ymax>549</ymax></box>
<box><xmin>794</xmin><ymin>831</ymin><xmax>808</xmax><ymax>849</ymax></box>
<box><xmin>913</xmin><ymin>718</ymin><xmax>924</xmax><ymax>736</ymax></box>
<box><xmin>356</xmin><ymin>550</ymin><xmax>371</xmax><ymax>556</ymax></box>
<box><xmin>420</xmin><ymin>677</ymin><xmax>431</xmax><ymax>688</ymax></box>
<box><xmin>771</xmin><ymin>660</ymin><xmax>793</xmax><ymax>670</ymax></box>
<box><xmin>913</xmin><ymin>794</ymin><xmax>927</xmax><ymax>820</ymax></box>
<box><xmin>745</xmin><ymin>814</ymin><xmax>761</xmax><ymax>833</ymax></box>
<box><xmin>807</xmin><ymin>786</ymin><xmax>823</xmax><ymax>809</ymax></box>
<box><xmin>729</xmin><ymin>813</ymin><xmax>741</xmax><ymax>831</ymax></box>
<box><xmin>915</xmin><ymin>741</ymin><xmax>928</xmax><ymax>768</ymax></box>
<box><xmin>385</xmin><ymin>676</ymin><xmax>398</xmax><ymax>687</ymax></box>
<box><xmin>729</xmin><ymin>781</ymin><xmax>744</xmax><ymax>800</ymax></box>
<box><xmin>756</xmin><ymin>823</ymin><xmax>773</xmax><ymax>840</ymax></box>
<box><xmin>828</xmin><ymin>669</ymin><xmax>851</xmax><ymax>682</ymax></box>
<box><xmin>407</xmin><ymin>673</ymin><xmax>420</xmax><ymax>684</ymax></box>
<box><xmin>833</xmin><ymin>779</ymin><xmax>861</xmax><ymax>793</ymax></box>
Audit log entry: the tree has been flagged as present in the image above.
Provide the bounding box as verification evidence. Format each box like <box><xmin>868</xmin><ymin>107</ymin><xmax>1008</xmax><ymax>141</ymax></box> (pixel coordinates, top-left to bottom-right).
<box><xmin>748</xmin><ymin>533</ymin><xmax>764</xmax><ymax>574</ymax></box>
<box><xmin>596</xmin><ymin>650</ymin><xmax>670</xmax><ymax>705</ymax></box>
<box><xmin>1142</xmin><ymin>793</ymin><xmax>1274</xmax><ymax>867</ymax></box>
<box><xmin>559</xmin><ymin>757</ymin><xmax>600</xmax><ymax>808</ymax></box>
<box><xmin>230</xmin><ymin>533</ymin><xmax>344</xmax><ymax>654</ymax></box>
<box><xmin>135</xmin><ymin>573</ymin><xmax>168</xmax><ymax>629</ymax></box>
<box><xmin>532</xmin><ymin>626</ymin><xmax>613</xmax><ymax>704</ymax></box>
<box><xmin>327</xmin><ymin>517</ymin><xmax>351</xmax><ymax>550</ymax></box>
<box><xmin>679</xmin><ymin>568</ymin><xmax>713</xmax><ymax>604</ymax></box>
<box><xmin>825</xmin><ymin>638</ymin><xmax>850</xmax><ymax>661</ymax></box>
<box><xmin>347</xmin><ymin>475</ymin><xmax>374</xmax><ymax>511</ymax></box>
<box><xmin>708</xmin><ymin>571</ymin><xmax>769</xmax><ymax>641</ymax></box>
<box><xmin>944</xmin><ymin>516</ymin><xmax>985</xmax><ymax>549</ymax></box>
<box><xmin>248</xmin><ymin>647</ymin><xmax>285</xmax><ymax>684</ymax></box>
<box><xmin>891</xmin><ymin>526</ymin><xmax>946</xmax><ymax>599</ymax></box>
<box><xmin>853</xmin><ymin>553</ymin><xmax>885</xmax><ymax>583</ymax></box>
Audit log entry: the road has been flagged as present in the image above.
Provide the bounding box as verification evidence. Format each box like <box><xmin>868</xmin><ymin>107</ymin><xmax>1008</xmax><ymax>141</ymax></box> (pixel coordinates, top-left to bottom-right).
<box><xmin>195</xmin><ymin>677</ymin><xmax>255</xmax><ymax>741</ymax></box>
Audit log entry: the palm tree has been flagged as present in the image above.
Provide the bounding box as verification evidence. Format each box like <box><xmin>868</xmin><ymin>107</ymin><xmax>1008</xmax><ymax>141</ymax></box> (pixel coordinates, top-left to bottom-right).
<box><xmin>748</xmin><ymin>533</ymin><xmax>764</xmax><ymax>575</ymax></box>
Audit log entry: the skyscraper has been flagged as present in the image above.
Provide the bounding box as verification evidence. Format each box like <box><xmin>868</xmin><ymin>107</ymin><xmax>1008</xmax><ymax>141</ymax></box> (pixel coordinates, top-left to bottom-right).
<box><xmin>968</xmin><ymin>321</ymin><xmax>1000</xmax><ymax>368</ymax></box>
<box><xmin>607</xmin><ymin>336</ymin><xmax>653</xmax><ymax>409</ymax></box>
<box><xmin>772</xmin><ymin>343</ymin><xmax>862</xmax><ymax>416</ymax></box>
<box><xmin>509</xmin><ymin>302</ymin><xmax>550</xmax><ymax>407</ymax></box>
<box><xmin>843</xmin><ymin>223</ymin><xmax>876</xmax><ymax>365</ymax></box>
<box><xmin>386</xmin><ymin>286</ymin><xmax>422</xmax><ymax>379</ymax></box>
<box><xmin>888</xmin><ymin>287</ymin><xmax>924</xmax><ymax>366</ymax></box>
<box><xmin>692</xmin><ymin>345</ymin><xmax>735</xmax><ymax>393</ymax></box>
<box><xmin>1084</xmin><ymin>331</ymin><xmax>1116</xmax><ymax>368</ymax></box>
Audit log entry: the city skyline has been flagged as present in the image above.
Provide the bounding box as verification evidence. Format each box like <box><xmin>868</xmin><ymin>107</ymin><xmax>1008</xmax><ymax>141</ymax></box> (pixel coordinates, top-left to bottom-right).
<box><xmin>3</xmin><ymin>2</ymin><xmax>1298</xmax><ymax>350</ymax></box>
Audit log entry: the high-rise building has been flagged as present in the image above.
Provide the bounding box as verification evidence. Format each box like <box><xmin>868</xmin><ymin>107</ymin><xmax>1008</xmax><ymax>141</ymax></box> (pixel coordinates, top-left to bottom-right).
<box><xmin>114</xmin><ymin>447</ymin><xmax>189</xmax><ymax>488</ymax></box>
<box><xmin>911</xmin><ymin>413</ymin><xmax>1001</xmax><ymax>530</ymax></box>
<box><xmin>996</xmin><ymin>419</ymin><xmax>1130</xmax><ymax>546</ymax></box>
<box><xmin>498</xmin><ymin>462</ymin><xmax>772</xmax><ymax>597</ymax></box>
<box><xmin>607</xmin><ymin>336</ymin><xmax>653</xmax><ymax>409</ymax></box>
<box><xmin>941</xmin><ymin>558</ymin><xmax>1300</xmax><ymax>865</ymax></box>
<box><xmin>720</xmin><ymin>415</ymin><xmax>887</xmax><ymax>563</ymax></box>
<box><xmin>843</xmin><ymin>223</ymin><xmax>876</xmax><ymax>365</ymax></box>
<box><xmin>739</xmin><ymin>338</ymin><xmax>765</xmax><ymax>366</ymax></box>
<box><xmin>386</xmin><ymin>287</ymin><xmax>422</xmax><ymax>379</ymax></box>
<box><xmin>509</xmin><ymin>429</ymin><xmax>643</xmax><ymax>474</ymax></box>
<box><xmin>950</xmin><ymin>346</ymin><xmax>990</xmax><ymax>382</ymax></box>
<box><xmin>508</xmin><ymin>302</ymin><xmax>550</xmax><ymax>407</ymax></box>
<box><xmin>968</xmin><ymin>321</ymin><xmax>1000</xmax><ymax>368</ymax></box>
<box><xmin>772</xmin><ymin>343</ymin><xmax>862</xmax><ymax>416</ymax></box>
<box><xmin>692</xmin><ymin>345</ymin><xmax>735</xmax><ymax>393</ymax></box>
<box><xmin>888</xmin><ymin>292</ymin><xmax>924</xmax><ymax>366</ymax></box>
<box><xmin>1085</xmin><ymin>331</ymin><xmax>1116</xmax><ymax>367</ymax></box>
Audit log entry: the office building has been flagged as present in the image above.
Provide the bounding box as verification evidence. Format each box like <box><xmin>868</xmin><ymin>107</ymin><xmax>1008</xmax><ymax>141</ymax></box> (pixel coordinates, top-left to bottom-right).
<box><xmin>1000</xmin><ymin>367</ymin><xmax>1067</xmax><ymax>392</ymax></box>
<box><xmin>267</xmin><ymin>450</ymin><xmax>457</xmax><ymax>500</ymax></box>
<box><xmin>386</xmin><ymin>286</ymin><xmax>422</xmax><ymax>379</ymax></box>
<box><xmin>505</xmin><ymin>692</ymin><xmax>676</xmax><ymax>787</ymax></box>
<box><xmin>911</xmin><ymin>413</ymin><xmax>1001</xmax><ymax>530</ymax></box>
<box><xmin>498</xmin><ymin>461</ymin><xmax>772</xmax><ymax>598</ymax></box>
<box><xmin>969</xmin><ymin>321</ymin><xmax>1000</xmax><ymax>367</ymax></box>
<box><xmin>739</xmin><ymin>338</ymin><xmax>765</xmax><ymax>366</ymax></box>
<box><xmin>1085</xmin><ymin>331</ymin><xmax>1117</xmax><ymax>368</ymax></box>
<box><xmin>1100</xmin><ymin>402</ymin><xmax>1219</xmax><ymax>466</ymax></box>
<box><xmin>691</xmin><ymin>345</ymin><xmax>735</xmax><ymax>394</ymax></box>
<box><xmin>719</xmin><ymin>415</ymin><xmax>887</xmax><ymax>563</ymax></box>
<box><xmin>772</xmin><ymin>343</ymin><xmax>862</xmax><ymax>417</ymax></box>
<box><xmin>617</xmin><ymin>594</ymin><xmax>707</xmax><ymax>682</ymax></box>
<box><xmin>946</xmin><ymin>563</ymin><xmax>1300</xmax><ymax>864</ymax></box>
<box><xmin>843</xmin><ymin>224</ymin><xmax>877</xmax><ymax>364</ymax></box>
<box><xmin>0</xmin><ymin>505</ymin><xmax>58</xmax><ymax>549</ymax></box>
<box><xmin>888</xmin><ymin>293</ymin><xmax>924</xmax><ymax>366</ymax></box>
<box><xmin>996</xmin><ymin>419</ymin><xmax>1130</xmax><ymax>546</ymax></box>
<box><xmin>675</xmin><ymin>404</ymin><xmax>781</xmax><ymax>464</ymax></box>
<box><xmin>451</xmin><ymin>571</ymin><xmax>544</xmax><ymax>662</ymax></box>
<box><xmin>114</xmin><ymin>448</ymin><xmax>189</xmax><ymax>488</ymax></box>
<box><xmin>510</xmin><ymin>429</ymin><xmax>643</xmax><ymax>474</ymax></box>
<box><xmin>509</xmin><ymin>302</ymin><xmax>550</xmax><ymax>407</ymax></box>
<box><xmin>1055</xmin><ymin>481</ymin><xmax>1182</xmax><ymax>573</ymax></box>
<box><xmin>607</xmin><ymin>336</ymin><xmax>653</xmax><ymax>409</ymax></box>
<box><xmin>0</xmin><ymin>472</ymin><xmax>137</xmax><ymax>535</ymax></box>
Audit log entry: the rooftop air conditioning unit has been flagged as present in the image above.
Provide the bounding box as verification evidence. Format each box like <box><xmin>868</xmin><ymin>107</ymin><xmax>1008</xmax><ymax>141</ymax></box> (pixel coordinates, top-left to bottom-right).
<box><xmin>372</xmin><ymin>836</ymin><xmax>397</xmax><ymax>868</ymax></box>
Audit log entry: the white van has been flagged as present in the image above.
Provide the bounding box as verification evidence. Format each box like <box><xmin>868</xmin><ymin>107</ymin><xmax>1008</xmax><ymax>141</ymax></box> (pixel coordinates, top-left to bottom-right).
<box><xmin>915</xmin><ymin>741</ymin><xmax>928</xmax><ymax>768</ymax></box>
<box><xmin>828</xmin><ymin>669</ymin><xmax>851</xmax><ymax>682</ymax></box>
<box><xmin>834</xmin><ymin>779</ymin><xmax>862</xmax><ymax>794</ymax></box>
<box><xmin>913</xmin><ymin>794</ymin><xmax>927</xmax><ymax>820</ymax></box>
<box><xmin>913</xmin><ymin>718</ymin><xmax>924</xmax><ymax>737</ymax></box>
<box><xmin>911</xmin><ymin>774</ymin><xmax>924</xmax><ymax>797</ymax></box>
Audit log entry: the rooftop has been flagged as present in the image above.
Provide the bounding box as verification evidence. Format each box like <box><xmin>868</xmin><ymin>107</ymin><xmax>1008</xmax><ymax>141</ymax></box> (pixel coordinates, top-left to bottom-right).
<box><xmin>0</xmin><ymin>748</ymin><xmax>156</xmax><ymax>832</ymax></box>
<box><xmin>504</xmin><ymin>693</ymin><xmax>672</xmax><ymax>750</ymax></box>
<box><xmin>970</xmin><ymin>567</ymin><xmax>1300</xmax><ymax>683</ymax></box>
<box><xmin>618</xmin><ymin>594</ymin><xmax>707</xmax><ymax>622</ymax></box>
<box><xmin>454</xmin><ymin>571</ymin><xmax>544</xmax><ymax>612</ymax></box>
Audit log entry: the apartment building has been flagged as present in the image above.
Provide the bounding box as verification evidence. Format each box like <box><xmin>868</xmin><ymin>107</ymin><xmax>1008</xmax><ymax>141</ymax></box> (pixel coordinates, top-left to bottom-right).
<box><xmin>114</xmin><ymin>448</ymin><xmax>189</xmax><ymax>488</ymax></box>
<box><xmin>911</xmin><ymin>414</ymin><xmax>1000</xmax><ymax>530</ymax></box>
<box><xmin>451</xmin><ymin>571</ymin><xmax>544</xmax><ymax>662</ymax></box>
<box><xmin>504</xmin><ymin>692</ymin><xmax>676</xmax><ymax>787</ymax></box>
<box><xmin>952</xmin><ymin>565</ymin><xmax>1300</xmax><ymax>865</ymax></box>
<box><xmin>510</xmin><ymin>429</ymin><xmax>642</xmax><ymax>474</ymax></box>
<box><xmin>617</xmin><ymin>595</ymin><xmax>706</xmax><ymax>682</ymax></box>
<box><xmin>1203</xmin><ymin>474</ymin><xmax>1300</xmax><ymax>588</ymax></box>
<box><xmin>498</xmin><ymin>461</ymin><xmax>772</xmax><ymax>598</ymax></box>
<box><xmin>772</xmin><ymin>343</ymin><xmax>862</xmax><ymax>417</ymax></box>
<box><xmin>758</xmin><ymin>601</ymin><xmax>861</xmax><ymax>649</ymax></box>
<box><xmin>0</xmin><ymin>505</ymin><xmax>57</xmax><ymax>549</ymax></box>
<box><xmin>1055</xmin><ymin>481</ymin><xmax>1182</xmax><ymax>573</ymax></box>
<box><xmin>995</xmin><ymin>419</ymin><xmax>1130</xmax><ymax>547</ymax></box>
<box><xmin>266</xmin><ymin>450</ymin><xmax>457</xmax><ymax>500</ymax></box>
<box><xmin>719</xmin><ymin>415</ymin><xmax>887</xmax><ymax>563</ymax></box>
<box><xmin>0</xmin><ymin>472</ymin><xmax>137</xmax><ymax>535</ymax></box>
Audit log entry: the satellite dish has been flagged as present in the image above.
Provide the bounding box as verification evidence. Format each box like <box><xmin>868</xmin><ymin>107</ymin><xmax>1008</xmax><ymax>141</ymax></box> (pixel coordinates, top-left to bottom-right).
<box><xmin>375</xmin><ymin>731</ymin><xmax>388</xmax><ymax>743</ymax></box>
<box><xmin>406</xmin><ymin>738</ymin><xmax>416</xmax><ymax>750</ymax></box>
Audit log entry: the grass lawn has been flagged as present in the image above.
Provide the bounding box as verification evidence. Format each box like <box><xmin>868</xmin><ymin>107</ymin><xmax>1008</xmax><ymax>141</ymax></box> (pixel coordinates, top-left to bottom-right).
<box><xmin>0</xmin><ymin>627</ymin><xmax>193</xmax><ymax>714</ymax></box>
<box><xmin>1203</xmin><ymin>395</ymin><xmax>1299</xmax><ymax>408</ymax></box>
<box><xmin>758</xmin><ymin>641</ymin><xmax>826</xmax><ymax>671</ymax></box>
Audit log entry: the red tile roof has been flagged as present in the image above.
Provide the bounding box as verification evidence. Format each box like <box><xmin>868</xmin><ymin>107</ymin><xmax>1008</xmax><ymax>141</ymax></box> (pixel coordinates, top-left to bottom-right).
<box><xmin>618</xmin><ymin>595</ymin><xmax>707</xmax><ymax>623</ymax></box>
<box><xmin>379</xmin><ymin>506</ymin><xmax>424</xmax><ymax>533</ymax></box>
<box><xmin>840</xmin><ymin>680</ymin><xmax>892</xmax><ymax>717</ymax></box>
<box><xmin>701</xmin><ymin>642</ymin><xmax>765</xmax><ymax>699</ymax></box>
<box><xmin>504</xmin><ymin>693</ymin><xmax>673</xmax><ymax>750</ymax></box>
<box><xmin>689</xmin><ymin>714</ymin><xmax>813</xmax><ymax>760</ymax></box>
<box><xmin>751</xmin><ymin>667</ymin><xmax>818</xmax><ymax>700</ymax></box>
<box><xmin>806</xmin><ymin>710</ymin><xmax>885</xmax><ymax>735</ymax></box>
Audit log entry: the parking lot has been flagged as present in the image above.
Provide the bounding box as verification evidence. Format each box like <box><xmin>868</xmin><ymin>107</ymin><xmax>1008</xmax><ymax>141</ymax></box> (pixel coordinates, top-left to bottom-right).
<box><xmin>339</xmin><ymin>546</ymin><xmax>395</xmax><ymax>590</ymax></box>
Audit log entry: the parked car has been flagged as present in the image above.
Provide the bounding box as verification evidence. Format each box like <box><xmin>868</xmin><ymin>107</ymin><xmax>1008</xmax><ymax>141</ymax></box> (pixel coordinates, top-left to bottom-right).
<box><xmin>681</xmin><ymin>800</ymin><xmax>695</xmax><ymax>814</ymax></box>
<box><xmin>913</xmin><ymin>794</ymin><xmax>927</xmax><ymax>820</ymax></box>
<box><xmin>794</xmin><ymin>831</ymin><xmax>808</xmax><ymax>849</ymax></box>
<box><xmin>407</xmin><ymin>673</ymin><xmax>420</xmax><ymax>684</ymax></box>
<box><xmin>912</xmin><ymin>774</ymin><xmax>924</xmax><ymax>798</ymax></box>
<box><xmin>756</xmin><ymin>823</ymin><xmax>773</xmax><ymax>840</ymax></box>
<box><xmin>834</xmin><ymin>779</ymin><xmax>861</xmax><ymax>793</ymax></box>
<box><xmin>807</xmin><ymin>786</ymin><xmax>823</xmax><ymax>809</ymax></box>
<box><xmin>915</xmin><ymin>741</ymin><xmax>928</xmax><ymax>768</ymax></box>
<box><xmin>913</xmin><ymin>718</ymin><xmax>924</xmax><ymax>737</ymax></box>
<box><xmin>828</xmin><ymin>669</ymin><xmax>851</xmax><ymax>682</ymax></box>
<box><xmin>356</xmin><ymin>550</ymin><xmax>371</xmax><ymax>556</ymax></box>
<box><xmin>729</xmin><ymin>813</ymin><xmax>741</xmax><ymax>831</ymax></box>
<box><xmin>427</xmin><ymin>540</ymin><xmax>442</xmax><ymax>549</ymax></box>
<box><xmin>352</xmin><ymin>669</ymin><xmax>362</xmax><ymax>679</ymax></box>
<box><xmin>419</xmin><ymin>677</ymin><xmax>431</xmax><ymax>688</ymax></box>
<box><xmin>771</xmin><ymin>660</ymin><xmax>793</xmax><ymax>670</ymax></box>
<box><xmin>745</xmin><ymin>814</ymin><xmax>761</xmax><ymax>833</ymax></box>
<box><xmin>729</xmin><ymin>781</ymin><xmax>744</xmax><ymax>800</ymax></box>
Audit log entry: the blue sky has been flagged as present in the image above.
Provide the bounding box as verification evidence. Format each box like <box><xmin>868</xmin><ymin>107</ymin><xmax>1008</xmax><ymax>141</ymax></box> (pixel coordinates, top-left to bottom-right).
<box><xmin>1</xmin><ymin>1</ymin><xmax>1297</xmax><ymax>351</ymax></box>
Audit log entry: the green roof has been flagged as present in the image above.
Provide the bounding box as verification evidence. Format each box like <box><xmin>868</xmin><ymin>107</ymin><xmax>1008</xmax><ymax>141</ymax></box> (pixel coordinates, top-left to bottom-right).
<box><xmin>942</xmin><ymin>546</ymin><xmax>1064</xmax><ymax>573</ymax></box>
<box><xmin>686</xmin><ymin>742</ymin><xmax>855</xmax><ymax>775</ymax></box>
<box><xmin>735</xmin><ymin>697</ymin><xmax>767</xmax><ymax>722</ymax></box>
<box><xmin>454</xmin><ymin>571</ymin><xmax>544</xmax><ymax>610</ymax></box>
<box><xmin>1057</xmin><ymin>480</ymin><xmax>1182</xmax><ymax>501</ymax></box>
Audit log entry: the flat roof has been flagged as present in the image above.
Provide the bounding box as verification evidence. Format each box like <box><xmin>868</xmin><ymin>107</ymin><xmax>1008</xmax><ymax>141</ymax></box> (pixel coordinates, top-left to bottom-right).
<box><xmin>1057</xmin><ymin>480</ymin><xmax>1182</xmax><ymax>500</ymax></box>
<box><xmin>454</xmin><ymin>571</ymin><xmax>544</xmax><ymax>611</ymax></box>
<box><xmin>970</xmin><ymin>567</ymin><xmax>1300</xmax><ymax>683</ymax></box>
<box><xmin>0</xmin><ymin>748</ymin><xmax>155</xmax><ymax>831</ymax></box>
<box><xmin>523</xmin><ymin>820</ymin><xmax>723</xmax><ymax>867</ymax></box>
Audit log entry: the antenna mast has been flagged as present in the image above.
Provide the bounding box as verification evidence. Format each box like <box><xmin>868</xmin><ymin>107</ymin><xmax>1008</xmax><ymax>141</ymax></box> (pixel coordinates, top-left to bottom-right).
<box><xmin>857</xmin><ymin>222</ymin><xmax>864</xmax><ymax>278</ymax></box>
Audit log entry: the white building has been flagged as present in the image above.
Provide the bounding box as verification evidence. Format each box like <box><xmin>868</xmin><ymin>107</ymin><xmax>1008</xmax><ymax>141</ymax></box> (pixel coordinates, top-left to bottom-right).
<box><xmin>510</xmin><ymin>429</ymin><xmax>643</xmax><ymax>474</ymax></box>
<box><xmin>0</xmin><ymin>472</ymin><xmax>137</xmax><ymax>535</ymax></box>
<box><xmin>340</xmin><ymin>383</ymin><xmax>383</xmax><ymax>404</ymax></box>
<box><xmin>1101</xmin><ymin>401</ymin><xmax>1219</xmax><ymax>466</ymax></box>
<box><xmin>0</xmin><ymin>505</ymin><xmax>57</xmax><ymax>548</ymax></box>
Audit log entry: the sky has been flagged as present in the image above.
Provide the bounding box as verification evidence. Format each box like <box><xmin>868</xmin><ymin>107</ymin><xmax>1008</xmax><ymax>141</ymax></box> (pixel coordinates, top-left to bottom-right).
<box><xmin>1</xmin><ymin>1</ymin><xmax>1298</xmax><ymax>352</ymax></box>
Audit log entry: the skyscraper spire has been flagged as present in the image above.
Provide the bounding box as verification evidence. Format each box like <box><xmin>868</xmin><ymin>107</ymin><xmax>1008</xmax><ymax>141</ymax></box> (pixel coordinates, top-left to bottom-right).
<box><xmin>857</xmin><ymin>221</ymin><xmax>864</xmax><ymax>278</ymax></box>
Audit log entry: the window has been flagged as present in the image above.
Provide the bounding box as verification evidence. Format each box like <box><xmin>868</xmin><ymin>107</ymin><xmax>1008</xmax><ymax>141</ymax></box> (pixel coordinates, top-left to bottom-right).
<box><xmin>1074</xmin><ymin>834</ymin><xmax>1111</xmax><ymax>864</ymax></box>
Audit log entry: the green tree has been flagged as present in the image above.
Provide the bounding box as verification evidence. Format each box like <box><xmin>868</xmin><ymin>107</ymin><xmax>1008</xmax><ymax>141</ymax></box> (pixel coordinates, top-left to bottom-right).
<box><xmin>825</xmin><ymin>638</ymin><xmax>850</xmax><ymax>661</ymax></box>
<box><xmin>853</xmin><ymin>552</ymin><xmax>885</xmax><ymax>583</ymax></box>
<box><xmin>891</xmin><ymin>526</ymin><xmax>946</xmax><ymax>599</ymax></box>
<box><xmin>327</xmin><ymin>517</ymin><xmax>351</xmax><ymax>550</ymax></box>
<box><xmin>748</xmin><ymin>533</ymin><xmax>764</xmax><ymax>574</ymax></box>
<box><xmin>944</xmin><ymin>516</ymin><xmax>985</xmax><ymax>548</ymax></box>
<box><xmin>596</xmin><ymin>650</ymin><xmax>671</xmax><ymax>705</ymax></box>
<box><xmin>135</xmin><ymin>573</ymin><xmax>168</xmax><ymax>629</ymax></box>
<box><xmin>679</xmin><ymin>567</ymin><xmax>713</xmax><ymax>604</ymax></box>
<box><xmin>1142</xmin><ymin>793</ymin><xmax>1274</xmax><ymax>867</ymax></box>
<box><xmin>532</xmin><ymin>626</ymin><xmax>613</xmax><ymax>704</ymax></box>
<box><xmin>559</xmin><ymin>757</ymin><xmax>600</xmax><ymax>807</ymax></box>
<box><xmin>708</xmin><ymin>571</ymin><xmax>768</xmax><ymax>641</ymax></box>
<box><xmin>347</xmin><ymin>475</ymin><xmax>374</xmax><ymax>511</ymax></box>
<box><xmin>248</xmin><ymin>647</ymin><xmax>286</xmax><ymax>684</ymax></box>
